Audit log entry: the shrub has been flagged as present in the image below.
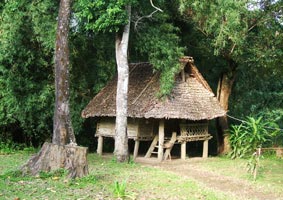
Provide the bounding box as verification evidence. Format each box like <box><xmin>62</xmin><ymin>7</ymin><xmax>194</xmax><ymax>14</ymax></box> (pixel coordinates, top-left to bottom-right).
<box><xmin>229</xmin><ymin>116</ymin><xmax>279</xmax><ymax>159</ymax></box>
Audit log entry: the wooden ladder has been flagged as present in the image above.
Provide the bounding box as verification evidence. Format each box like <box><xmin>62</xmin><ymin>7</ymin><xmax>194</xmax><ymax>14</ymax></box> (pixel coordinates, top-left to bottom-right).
<box><xmin>145</xmin><ymin>135</ymin><xmax>159</xmax><ymax>158</ymax></box>
<box><xmin>145</xmin><ymin>132</ymin><xmax>177</xmax><ymax>159</ymax></box>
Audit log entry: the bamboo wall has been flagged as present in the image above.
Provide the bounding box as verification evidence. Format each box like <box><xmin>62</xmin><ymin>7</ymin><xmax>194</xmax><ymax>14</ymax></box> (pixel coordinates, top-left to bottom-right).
<box><xmin>96</xmin><ymin>117</ymin><xmax>155</xmax><ymax>140</ymax></box>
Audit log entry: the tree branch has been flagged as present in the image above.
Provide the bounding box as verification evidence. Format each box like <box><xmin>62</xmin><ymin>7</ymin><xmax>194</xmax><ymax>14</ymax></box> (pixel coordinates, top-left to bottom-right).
<box><xmin>134</xmin><ymin>0</ymin><xmax>163</xmax><ymax>31</ymax></box>
<box><xmin>150</xmin><ymin>0</ymin><xmax>163</xmax><ymax>13</ymax></box>
<box><xmin>134</xmin><ymin>10</ymin><xmax>159</xmax><ymax>30</ymax></box>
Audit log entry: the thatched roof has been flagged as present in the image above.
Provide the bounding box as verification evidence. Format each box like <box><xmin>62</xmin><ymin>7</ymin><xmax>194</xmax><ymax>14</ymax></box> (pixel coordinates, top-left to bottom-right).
<box><xmin>82</xmin><ymin>57</ymin><xmax>226</xmax><ymax>120</ymax></box>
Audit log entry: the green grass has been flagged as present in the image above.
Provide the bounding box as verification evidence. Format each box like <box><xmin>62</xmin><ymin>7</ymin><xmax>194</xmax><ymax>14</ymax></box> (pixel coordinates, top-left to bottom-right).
<box><xmin>0</xmin><ymin>152</ymin><xmax>232</xmax><ymax>200</ymax></box>
<box><xmin>193</xmin><ymin>155</ymin><xmax>283</xmax><ymax>196</ymax></box>
<box><xmin>0</xmin><ymin>152</ymin><xmax>282</xmax><ymax>200</ymax></box>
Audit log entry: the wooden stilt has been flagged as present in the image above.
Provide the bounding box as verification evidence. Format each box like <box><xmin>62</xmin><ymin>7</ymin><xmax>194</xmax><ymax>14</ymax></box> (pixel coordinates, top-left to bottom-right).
<box><xmin>97</xmin><ymin>136</ymin><xmax>103</xmax><ymax>156</ymax></box>
<box><xmin>202</xmin><ymin>139</ymin><xmax>208</xmax><ymax>158</ymax></box>
<box><xmin>181</xmin><ymin>142</ymin><xmax>186</xmax><ymax>160</ymax></box>
<box><xmin>133</xmin><ymin>140</ymin><xmax>140</xmax><ymax>159</ymax></box>
<box><xmin>158</xmin><ymin>119</ymin><xmax>165</xmax><ymax>162</ymax></box>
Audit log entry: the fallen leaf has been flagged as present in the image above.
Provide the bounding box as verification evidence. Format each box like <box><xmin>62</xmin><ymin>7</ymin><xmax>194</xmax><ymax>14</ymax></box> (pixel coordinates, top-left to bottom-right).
<box><xmin>52</xmin><ymin>177</ymin><xmax>59</xmax><ymax>181</ymax></box>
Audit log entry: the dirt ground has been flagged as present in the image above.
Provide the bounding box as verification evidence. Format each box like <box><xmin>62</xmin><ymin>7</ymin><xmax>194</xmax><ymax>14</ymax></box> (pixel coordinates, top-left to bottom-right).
<box><xmin>135</xmin><ymin>157</ymin><xmax>283</xmax><ymax>200</ymax></box>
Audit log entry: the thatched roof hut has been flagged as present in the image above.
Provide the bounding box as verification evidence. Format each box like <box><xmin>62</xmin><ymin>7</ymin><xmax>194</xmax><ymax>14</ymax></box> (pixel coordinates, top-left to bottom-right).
<box><xmin>82</xmin><ymin>57</ymin><xmax>225</xmax><ymax>120</ymax></box>
<box><xmin>82</xmin><ymin>57</ymin><xmax>225</xmax><ymax>161</ymax></box>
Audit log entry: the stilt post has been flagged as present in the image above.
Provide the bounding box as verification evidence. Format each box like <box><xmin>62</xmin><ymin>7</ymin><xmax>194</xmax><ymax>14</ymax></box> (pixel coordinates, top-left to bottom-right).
<box><xmin>158</xmin><ymin>119</ymin><xmax>165</xmax><ymax>162</ymax></box>
<box><xmin>133</xmin><ymin>140</ymin><xmax>140</xmax><ymax>160</ymax></box>
<box><xmin>97</xmin><ymin>135</ymin><xmax>103</xmax><ymax>156</ymax></box>
<box><xmin>181</xmin><ymin>141</ymin><xmax>186</xmax><ymax>160</ymax></box>
<box><xmin>202</xmin><ymin>139</ymin><xmax>208</xmax><ymax>158</ymax></box>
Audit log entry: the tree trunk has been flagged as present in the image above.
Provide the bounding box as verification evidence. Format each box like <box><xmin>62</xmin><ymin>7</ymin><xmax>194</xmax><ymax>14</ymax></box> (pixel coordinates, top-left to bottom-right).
<box><xmin>21</xmin><ymin>0</ymin><xmax>88</xmax><ymax>178</ymax></box>
<box><xmin>216</xmin><ymin>59</ymin><xmax>237</xmax><ymax>154</ymax></box>
<box><xmin>53</xmin><ymin>0</ymin><xmax>76</xmax><ymax>145</ymax></box>
<box><xmin>114</xmin><ymin>5</ymin><xmax>131</xmax><ymax>162</ymax></box>
<box><xmin>21</xmin><ymin>142</ymin><xmax>88</xmax><ymax>178</ymax></box>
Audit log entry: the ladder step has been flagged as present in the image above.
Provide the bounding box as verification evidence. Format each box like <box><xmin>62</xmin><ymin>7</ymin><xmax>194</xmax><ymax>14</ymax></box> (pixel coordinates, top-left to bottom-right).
<box><xmin>151</xmin><ymin>151</ymin><xmax>158</xmax><ymax>154</ymax></box>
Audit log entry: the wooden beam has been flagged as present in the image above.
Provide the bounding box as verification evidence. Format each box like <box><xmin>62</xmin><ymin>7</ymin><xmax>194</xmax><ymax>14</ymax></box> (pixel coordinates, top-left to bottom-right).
<box><xmin>158</xmin><ymin>119</ymin><xmax>165</xmax><ymax>162</ymax></box>
<box><xmin>202</xmin><ymin>140</ymin><xmax>208</xmax><ymax>158</ymax></box>
<box><xmin>181</xmin><ymin>142</ymin><xmax>186</xmax><ymax>160</ymax></box>
<box><xmin>97</xmin><ymin>136</ymin><xmax>103</xmax><ymax>156</ymax></box>
<box><xmin>133</xmin><ymin>140</ymin><xmax>140</xmax><ymax>160</ymax></box>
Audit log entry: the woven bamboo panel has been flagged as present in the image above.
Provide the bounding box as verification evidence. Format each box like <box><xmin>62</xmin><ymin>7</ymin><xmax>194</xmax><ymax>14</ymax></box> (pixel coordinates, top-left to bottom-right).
<box><xmin>178</xmin><ymin>123</ymin><xmax>212</xmax><ymax>142</ymax></box>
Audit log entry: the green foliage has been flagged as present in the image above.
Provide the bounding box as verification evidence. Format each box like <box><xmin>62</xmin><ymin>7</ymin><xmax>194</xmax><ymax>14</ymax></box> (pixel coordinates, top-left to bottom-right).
<box><xmin>39</xmin><ymin>168</ymin><xmax>68</xmax><ymax>179</ymax></box>
<box><xmin>230</xmin><ymin>67</ymin><xmax>283</xmax><ymax>136</ymax></box>
<box><xmin>0</xmin><ymin>0</ymin><xmax>282</xmax><ymax>150</ymax></box>
<box><xmin>134</xmin><ymin>10</ymin><xmax>185</xmax><ymax>96</ymax></box>
<box><xmin>75</xmin><ymin>0</ymin><xmax>135</xmax><ymax>33</ymax></box>
<box><xmin>76</xmin><ymin>174</ymin><xmax>97</xmax><ymax>184</ymax></box>
<box><xmin>0</xmin><ymin>0</ymin><xmax>117</xmax><ymax>146</ymax></box>
<box><xmin>69</xmin><ymin>31</ymin><xmax>116</xmax><ymax>142</ymax></box>
<box><xmin>0</xmin><ymin>0</ymin><xmax>57</xmax><ymax>145</ymax></box>
<box><xmin>76</xmin><ymin>0</ymin><xmax>185</xmax><ymax>97</ymax></box>
<box><xmin>113</xmin><ymin>180</ymin><xmax>136</xmax><ymax>199</ymax></box>
<box><xmin>180</xmin><ymin>0</ymin><xmax>249</xmax><ymax>58</ymax></box>
<box><xmin>0</xmin><ymin>139</ymin><xmax>36</xmax><ymax>154</ymax></box>
<box><xmin>113</xmin><ymin>180</ymin><xmax>127</xmax><ymax>199</ymax></box>
<box><xmin>0</xmin><ymin>140</ymin><xmax>24</xmax><ymax>154</ymax></box>
<box><xmin>229</xmin><ymin>116</ymin><xmax>279</xmax><ymax>159</ymax></box>
<box><xmin>228</xmin><ymin>124</ymin><xmax>247</xmax><ymax>158</ymax></box>
<box><xmin>0</xmin><ymin>170</ymin><xmax>24</xmax><ymax>181</ymax></box>
<box><xmin>179</xmin><ymin>0</ymin><xmax>283</xmax><ymax>88</ymax></box>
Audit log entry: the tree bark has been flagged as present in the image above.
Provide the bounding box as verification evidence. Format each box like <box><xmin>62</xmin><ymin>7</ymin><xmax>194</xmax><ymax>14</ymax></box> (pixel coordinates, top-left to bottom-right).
<box><xmin>21</xmin><ymin>142</ymin><xmax>88</xmax><ymax>178</ymax></box>
<box><xmin>21</xmin><ymin>0</ymin><xmax>88</xmax><ymax>178</ymax></box>
<box><xmin>216</xmin><ymin>59</ymin><xmax>237</xmax><ymax>154</ymax></box>
<box><xmin>114</xmin><ymin>5</ymin><xmax>131</xmax><ymax>162</ymax></box>
<box><xmin>53</xmin><ymin>0</ymin><xmax>76</xmax><ymax>145</ymax></box>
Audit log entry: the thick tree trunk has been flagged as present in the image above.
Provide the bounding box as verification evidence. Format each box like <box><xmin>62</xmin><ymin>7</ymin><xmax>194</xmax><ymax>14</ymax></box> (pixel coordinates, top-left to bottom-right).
<box><xmin>114</xmin><ymin>5</ymin><xmax>131</xmax><ymax>162</ymax></box>
<box><xmin>21</xmin><ymin>142</ymin><xmax>88</xmax><ymax>178</ymax></box>
<box><xmin>216</xmin><ymin>59</ymin><xmax>237</xmax><ymax>154</ymax></box>
<box><xmin>21</xmin><ymin>0</ymin><xmax>88</xmax><ymax>178</ymax></box>
<box><xmin>53</xmin><ymin>0</ymin><xmax>76</xmax><ymax>145</ymax></box>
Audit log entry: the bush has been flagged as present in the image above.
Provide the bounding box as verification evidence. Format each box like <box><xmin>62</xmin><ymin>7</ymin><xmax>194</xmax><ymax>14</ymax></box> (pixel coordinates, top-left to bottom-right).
<box><xmin>0</xmin><ymin>140</ymin><xmax>36</xmax><ymax>154</ymax></box>
<box><xmin>229</xmin><ymin>116</ymin><xmax>279</xmax><ymax>159</ymax></box>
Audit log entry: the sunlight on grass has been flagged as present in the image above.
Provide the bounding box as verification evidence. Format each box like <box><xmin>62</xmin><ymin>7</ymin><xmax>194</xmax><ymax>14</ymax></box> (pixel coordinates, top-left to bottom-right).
<box><xmin>0</xmin><ymin>152</ymin><xmax>282</xmax><ymax>199</ymax></box>
<box><xmin>194</xmin><ymin>155</ymin><xmax>283</xmax><ymax>196</ymax></box>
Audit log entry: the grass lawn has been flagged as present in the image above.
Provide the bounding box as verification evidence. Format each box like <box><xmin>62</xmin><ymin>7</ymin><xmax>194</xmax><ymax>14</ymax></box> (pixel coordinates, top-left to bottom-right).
<box><xmin>0</xmin><ymin>151</ymin><xmax>282</xmax><ymax>200</ymax></box>
<box><xmin>193</xmin><ymin>155</ymin><xmax>283</xmax><ymax>196</ymax></box>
